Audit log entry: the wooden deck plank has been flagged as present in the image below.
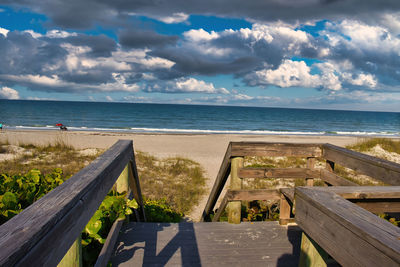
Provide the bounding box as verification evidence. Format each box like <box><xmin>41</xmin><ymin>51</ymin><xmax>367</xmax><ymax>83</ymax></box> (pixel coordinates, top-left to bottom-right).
<box><xmin>111</xmin><ymin>222</ymin><xmax>302</xmax><ymax>266</ymax></box>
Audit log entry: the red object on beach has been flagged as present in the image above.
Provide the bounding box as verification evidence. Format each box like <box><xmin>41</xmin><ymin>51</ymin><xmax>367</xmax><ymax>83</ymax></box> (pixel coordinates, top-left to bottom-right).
<box><xmin>56</xmin><ymin>123</ymin><xmax>63</xmax><ymax>126</ymax></box>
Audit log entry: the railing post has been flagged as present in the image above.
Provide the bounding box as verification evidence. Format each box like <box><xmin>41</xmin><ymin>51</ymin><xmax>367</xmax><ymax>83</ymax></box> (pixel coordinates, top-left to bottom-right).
<box><xmin>279</xmin><ymin>194</ymin><xmax>291</xmax><ymax>225</ymax></box>
<box><xmin>58</xmin><ymin>236</ymin><xmax>82</xmax><ymax>267</ymax></box>
<box><xmin>115</xmin><ymin>164</ymin><xmax>129</xmax><ymax>194</ymax></box>
<box><xmin>299</xmin><ymin>232</ymin><xmax>330</xmax><ymax>267</ymax></box>
<box><xmin>306</xmin><ymin>157</ymin><xmax>315</xmax><ymax>186</ymax></box>
<box><xmin>325</xmin><ymin>160</ymin><xmax>335</xmax><ymax>186</ymax></box>
<box><xmin>228</xmin><ymin>157</ymin><xmax>243</xmax><ymax>224</ymax></box>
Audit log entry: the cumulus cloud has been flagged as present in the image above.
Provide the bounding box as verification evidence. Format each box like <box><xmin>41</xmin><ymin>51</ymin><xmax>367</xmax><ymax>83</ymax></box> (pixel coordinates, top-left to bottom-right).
<box><xmin>144</xmin><ymin>78</ymin><xmax>229</xmax><ymax>94</ymax></box>
<box><xmin>119</xmin><ymin>29</ymin><xmax>178</xmax><ymax>49</ymax></box>
<box><xmin>0</xmin><ymin>87</ymin><xmax>20</xmax><ymax>99</ymax></box>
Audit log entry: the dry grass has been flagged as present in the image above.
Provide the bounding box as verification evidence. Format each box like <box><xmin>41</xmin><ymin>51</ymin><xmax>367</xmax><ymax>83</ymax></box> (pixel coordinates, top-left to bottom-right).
<box><xmin>0</xmin><ymin>139</ymin><xmax>102</xmax><ymax>177</ymax></box>
<box><xmin>135</xmin><ymin>151</ymin><xmax>207</xmax><ymax>215</ymax></box>
<box><xmin>347</xmin><ymin>138</ymin><xmax>400</xmax><ymax>154</ymax></box>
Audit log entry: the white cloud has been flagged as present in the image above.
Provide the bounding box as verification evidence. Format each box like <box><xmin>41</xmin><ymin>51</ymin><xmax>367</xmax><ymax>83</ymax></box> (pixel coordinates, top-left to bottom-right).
<box><xmin>146</xmin><ymin>77</ymin><xmax>229</xmax><ymax>94</ymax></box>
<box><xmin>0</xmin><ymin>87</ymin><xmax>20</xmax><ymax>100</ymax></box>
<box><xmin>0</xmin><ymin>74</ymin><xmax>140</xmax><ymax>92</ymax></box>
<box><xmin>105</xmin><ymin>95</ymin><xmax>113</xmax><ymax>101</ymax></box>
<box><xmin>157</xmin><ymin>13</ymin><xmax>189</xmax><ymax>24</ymax></box>
<box><xmin>46</xmin><ymin>30</ymin><xmax>77</xmax><ymax>38</ymax></box>
<box><xmin>0</xmin><ymin>27</ymin><xmax>9</xmax><ymax>37</ymax></box>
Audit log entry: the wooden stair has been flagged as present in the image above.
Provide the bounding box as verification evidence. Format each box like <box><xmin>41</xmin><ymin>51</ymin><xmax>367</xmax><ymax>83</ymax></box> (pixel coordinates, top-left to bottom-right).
<box><xmin>111</xmin><ymin>221</ymin><xmax>302</xmax><ymax>266</ymax></box>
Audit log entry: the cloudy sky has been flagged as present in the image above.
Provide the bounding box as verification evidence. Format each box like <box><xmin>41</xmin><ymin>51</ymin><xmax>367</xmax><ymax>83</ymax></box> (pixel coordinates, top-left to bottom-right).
<box><xmin>1</xmin><ymin>0</ymin><xmax>400</xmax><ymax>111</ymax></box>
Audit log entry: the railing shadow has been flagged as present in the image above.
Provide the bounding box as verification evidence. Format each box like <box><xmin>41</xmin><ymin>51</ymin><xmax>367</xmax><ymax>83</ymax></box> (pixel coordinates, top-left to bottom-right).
<box><xmin>112</xmin><ymin>222</ymin><xmax>201</xmax><ymax>266</ymax></box>
<box><xmin>276</xmin><ymin>225</ymin><xmax>302</xmax><ymax>267</ymax></box>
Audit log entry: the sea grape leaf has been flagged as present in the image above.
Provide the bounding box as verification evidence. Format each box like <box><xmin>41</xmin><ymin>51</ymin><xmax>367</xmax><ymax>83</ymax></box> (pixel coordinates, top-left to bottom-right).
<box><xmin>127</xmin><ymin>199</ymin><xmax>138</xmax><ymax>209</ymax></box>
<box><xmin>27</xmin><ymin>170</ymin><xmax>41</xmax><ymax>184</ymax></box>
<box><xmin>85</xmin><ymin>219</ymin><xmax>102</xmax><ymax>236</ymax></box>
<box><xmin>2</xmin><ymin>192</ymin><xmax>18</xmax><ymax>210</ymax></box>
<box><xmin>92</xmin><ymin>233</ymin><xmax>105</xmax><ymax>244</ymax></box>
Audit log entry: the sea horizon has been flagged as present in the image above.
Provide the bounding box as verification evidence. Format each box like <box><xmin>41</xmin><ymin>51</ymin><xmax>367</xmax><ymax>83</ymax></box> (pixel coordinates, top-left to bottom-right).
<box><xmin>1</xmin><ymin>99</ymin><xmax>400</xmax><ymax>137</ymax></box>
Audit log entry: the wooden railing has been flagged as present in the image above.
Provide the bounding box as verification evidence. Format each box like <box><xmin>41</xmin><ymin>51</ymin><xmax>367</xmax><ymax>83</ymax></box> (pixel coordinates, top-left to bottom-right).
<box><xmin>0</xmin><ymin>140</ymin><xmax>145</xmax><ymax>266</ymax></box>
<box><xmin>295</xmin><ymin>186</ymin><xmax>400</xmax><ymax>266</ymax></box>
<box><xmin>202</xmin><ymin>142</ymin><xmax>400</xmax><ymax>223</ymax></box>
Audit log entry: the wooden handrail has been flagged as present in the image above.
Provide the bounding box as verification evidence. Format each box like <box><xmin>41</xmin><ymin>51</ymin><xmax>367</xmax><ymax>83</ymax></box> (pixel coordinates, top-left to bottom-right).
<box><xmin>0</xmin><ymin>140</ymin><xmax>145</xmax><ymax>266</ymax></box>
<box><xmin>295</xmin><ymin>186</ymin><xmax>400</xmax><ymax>266</ymax></box>
<box><xmin>322</xmin><ymin>143</ymin><xmax>400</xmax><ymax>185</ymax></box>
<box><xmin>201</xmin><ymin>143</ymin><xmax>232</xmax><ymax>221</ymax></box>
<box><xmin>230</xmin><ymin>142</ymin><xmax>323</xmax><ymax>157</ymax></box>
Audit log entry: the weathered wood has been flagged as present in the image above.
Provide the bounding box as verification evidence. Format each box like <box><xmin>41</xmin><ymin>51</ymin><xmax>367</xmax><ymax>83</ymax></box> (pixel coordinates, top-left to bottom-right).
<box><xmin>201</xmin><ymin>143</ymin><xmax>232</xmax><ymax>222</ymax></box>
<box><xmin>231</xmin><ymin>142</ymin><xmax>322</xmax><ymax>157</ymax></box>
<box><xmin>320</xmin><ymin>169</ymin><xmax>359</xmax><ymax>186</ymax></box>
<box><xmin>238</xmin><ymin>168</ymin><xmax>320</xmax><ymax>179</ymax></box>
<box><xmin>313</xmin><ymin>186</ymin><xmax>400</xmax><ymax>199</ymax></box>
<box><xmin>228</xmin><ymin>157</ymin><xmax>243</xmax><ymax>224</ymax></box>
<box><xmin>115</xmin><ymin>165</ymin><xmax>129</xmax><ymax>194</ymax></box>
<box><xmin>212</xmin><ymin>193</ymin><xmax>229</xmax><ymax>222</ymax></box>
<box><xmin>95</xmin><ymin>218</ymin><xmax>124</xmax><ymax>267</ymax></box>
<box><xmin>112</xmin><ymin>222</ymin><xmax>302</xmax><ymax>266</ymax></box>
<box><xmin>58</xmin><ymin>237</ymin><xmax>82</xmax><ymax>267</ymax></box>
<box><xmin>306</xmin><ymin>157</ymin><xmax>316</xmax><ymax>186</ymax></box>
<box><xmin>280</xmin><ymin>188</ymin><xmax>295</xmax><ymax>203</ymax></box>
<box><xmin>227</xmin><ymin>189</ymin><xmax>281</xmax><ymax>201</ymax></box>
<box><xmin>0</xmin><ymin>140</ymin><xmax>134</xmax><ymax>267</ymax></box>
<box><xmin>128</xmin><ymin>155</ymin><xmax>146</xmax><ymax>222</ymax></box>
<box><xmin>298</xmin><ymin>232</ymin><xmax>331</xmax><ymax>267</ymax></box>
<box><xmin>350</xmin><ymin>199</ymin><xmax>400</xmax><ymax>213</ymax></box>
<box><xmin>295</xmin><ymin>187</ymin><xmax>400</xmax><ymax>266</ymax></box>
<box><xmin>323</xmin><ymin>143</ymin><xmax>400</xmax><ymax>185</ymax></box>
<box><xmin>279</xmin><ymin>193</ymin><xmax>291</xmax><ymax>225</ymax></box>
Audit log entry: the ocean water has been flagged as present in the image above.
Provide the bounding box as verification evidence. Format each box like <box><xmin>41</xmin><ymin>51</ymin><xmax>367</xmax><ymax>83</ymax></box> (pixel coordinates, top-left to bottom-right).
<box><xmin>1</xmin><ymin>100</ymin><xmax>400</xmax><ymax>136</ymax></box>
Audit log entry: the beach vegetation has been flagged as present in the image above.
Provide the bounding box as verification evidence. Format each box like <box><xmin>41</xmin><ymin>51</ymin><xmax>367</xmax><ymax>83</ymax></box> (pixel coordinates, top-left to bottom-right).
<box><xmin>347</xmin><ymin>138</ymin><xmax>400</xmax><ymax>154</ymax></box>
<box><xmin>135</xmin><ymin>151</ymin><xmax>207</xmax><ymax>215</ymax></box>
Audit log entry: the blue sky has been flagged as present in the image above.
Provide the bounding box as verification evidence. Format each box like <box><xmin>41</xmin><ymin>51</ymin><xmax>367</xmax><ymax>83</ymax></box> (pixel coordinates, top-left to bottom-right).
<box><xmin>1</xmin><ymin>1</ymin><xmax>400</xmax><ymax>111</ymax></box>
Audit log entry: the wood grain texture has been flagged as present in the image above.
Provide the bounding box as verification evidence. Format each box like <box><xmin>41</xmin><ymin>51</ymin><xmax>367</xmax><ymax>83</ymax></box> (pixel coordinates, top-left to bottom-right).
<box><xmin>201</xmin><ymin>143</ymin><xmax>232</xmax><ymax>222</ymax></box>
<box><xmin>212</xmin><ymin>193</ymin><xmax>229</xmax><ymax>222</ymax></box>
<box><xmin>239</xmin><ymin>168</ymin><xmax>320</xmax><ymax>179</ymax></box>
<box><xmin>231</xmin><ymin>142</ymin><xmax>323</xmax><ymax>157</ymax></box>
<box><xmin>128</xmin><ymin>154</ymin><xmax>146</xmax><ymax>222</ymax></box>
<box><xmin>313</xmin><ymin>186</ymin><xmax>400</xmax><ymax>199</ymax></box>
<box><xmin>95</xmin><ymin>219</ymin><xmax>124</xmax><ymax>267</ymax></box>
<box><xmin>295</xmin><ymin>187</ymin><xmax>400</xmax><ymax>266</ymax></box>
<box><xmin>0</xmin><ymin>140</ymin><xmax>134</xmax><ymax>267</ymax></box>
<box><xmin>320</xmin><ymin>169</ymin><xmax>359</xmax><ymax>186</ymax></box>
<box><xmin>112</xmin><ymin>222</ymin><xmax>302</xmax><ymax>267</ymax></box>
<box><xmin>227</xmin><ymin>189</ymin><xmax>281</xmax><ymax>201</ymax></box>
<box><xmin>322</xmin><ymin>144</ymin><xmax>400</xmax><ymax>185</ymax></box>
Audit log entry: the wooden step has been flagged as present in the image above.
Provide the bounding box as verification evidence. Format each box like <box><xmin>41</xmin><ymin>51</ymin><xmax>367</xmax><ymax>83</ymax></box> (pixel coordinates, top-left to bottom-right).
<box><xmin>111</xmin><ymin>221</ymin><xmax>302</xmax><ymax>266</ymax></box>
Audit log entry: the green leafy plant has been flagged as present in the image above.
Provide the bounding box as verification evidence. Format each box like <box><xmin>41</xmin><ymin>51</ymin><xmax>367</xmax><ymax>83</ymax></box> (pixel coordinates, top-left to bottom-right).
<box><xmin>143</xmin><ymin>198</ymin><xmax>183</xmax><ymax>223</ymax></box>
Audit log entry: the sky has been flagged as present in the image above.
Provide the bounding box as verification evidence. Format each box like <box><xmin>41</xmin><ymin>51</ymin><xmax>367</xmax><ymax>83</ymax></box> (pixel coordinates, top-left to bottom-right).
<box><xmin>1</xmin><ymin>1</ymin><xmax>400</xmax><ymax>111</ymax></box>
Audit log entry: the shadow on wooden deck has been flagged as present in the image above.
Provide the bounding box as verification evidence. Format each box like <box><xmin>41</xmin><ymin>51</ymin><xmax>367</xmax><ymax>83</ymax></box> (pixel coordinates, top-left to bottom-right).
<box><xmin>112</xmin><ymin>222</ymin><xmax>302</xmax><ymax>267</ymax></box>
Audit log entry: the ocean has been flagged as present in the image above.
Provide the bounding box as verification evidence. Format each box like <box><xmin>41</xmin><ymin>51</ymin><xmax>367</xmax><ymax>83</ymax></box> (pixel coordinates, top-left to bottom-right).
<box><xmin>1</xmin><ymin>100</ymin><xmax>399</xmax><ymax>136</ymax></box>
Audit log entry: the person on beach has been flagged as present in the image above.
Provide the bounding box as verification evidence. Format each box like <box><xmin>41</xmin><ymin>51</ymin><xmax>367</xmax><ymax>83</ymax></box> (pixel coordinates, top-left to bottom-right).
<box><xmin>0</xmin><ymin>123</ymin><xmax>2</xmax><ymax>130</ymax></box>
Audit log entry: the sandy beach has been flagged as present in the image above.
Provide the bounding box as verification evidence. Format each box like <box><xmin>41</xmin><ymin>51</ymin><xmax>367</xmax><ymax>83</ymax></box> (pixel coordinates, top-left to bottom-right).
<box><xmin>0</xmin><ymin>130</ymin><xmax>382</xmax><ymax>220</ymax></box>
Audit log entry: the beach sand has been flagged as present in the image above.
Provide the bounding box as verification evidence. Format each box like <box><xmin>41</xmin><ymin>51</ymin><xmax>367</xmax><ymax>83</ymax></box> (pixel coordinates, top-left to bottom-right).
<box><xmin>0</xmin><ymin>130</ymin><xmax>370</xmax><ymax>220</ymax></box>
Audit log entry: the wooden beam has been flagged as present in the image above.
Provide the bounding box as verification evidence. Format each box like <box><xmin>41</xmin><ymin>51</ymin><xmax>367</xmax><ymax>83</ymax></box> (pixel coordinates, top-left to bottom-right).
<box><xmin>212</xmin><ymin>193</ymin><xmax>229</xmax><ymax>222</ymax></box>
<box><xmin>94</xmin><ymin>218</ymin><xmax>124</xmax><ymax>267</ymax></box>
<box><xmin>306</xmin><ymin>157</ymin><xmax>316</xmax><ymax>186</ymax></box>
<box><xmin>228</xmin><ymin>157</ymin><xmax>243</xmax><ymax>224</ymax></box>
<box><xmin>128</xmin><ymin>154</ymin><xmax>146</xmax><ymax>222</ymax></box>
<box><xmin>0</xmin><ymin>140</ymin><xmax>134</xmax><ymax>267</ymax></box>
<box><xmin>295</xmin><ymin>187</ymin><xmax>400</xmax><ymax>266</ymax></box>
<box><xmin>350</xmin><ymin>199</ymin><xmax>400</xmax><ymax>214</ymax></box>
<box><xmin>320</xmin><ymin>169</ymin><xmax>359</xmax><ymax>186</ymax></box>
<box><xmin>201</xmin><ymin>143</ymin><xmax>232</xmax><ymax>222</ymax></box>
<box><xmin>280</xmin><ymin>188</ymin><xmax>295</xmax><ymax>204</ymax></box>
<box><xmin>227</xmin><ymin>189</ymin><xmax>281</xmax><ymax>201</ymax></box>
<box><xmin>313</xmin><ymin>186</ymin><xmax>400</xmax><ymax>199</ymax></box>
<box><xmin>322</xmin><ymin>144</ymin><xmax>400</xmax><ymax>185</ymax></box>
<box><xmin>230</xmin><ymin>142</ymin><xmax>323</xmax><ymax>157</ymax></box>
<box><xmin>238</xmin><ymin>168</ymin><xmax>320</xmax><ymax>179</ymax></box>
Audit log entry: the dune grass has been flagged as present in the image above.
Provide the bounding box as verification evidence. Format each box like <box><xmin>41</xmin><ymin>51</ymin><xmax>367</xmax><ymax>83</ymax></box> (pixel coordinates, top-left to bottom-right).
<box><xmin>346</xmin><ymin>138</ymin><xmax>400</xmax><ymax>154</ymax></box>
<box><xmin>135</xmin><ymin>151</ymin><xmax>207</xmax><ymax>215</ymax></box>
<box><xmin>0</xmin><ymin>139</ymin><xmax>101</xmax><ymax>178</ymax></box>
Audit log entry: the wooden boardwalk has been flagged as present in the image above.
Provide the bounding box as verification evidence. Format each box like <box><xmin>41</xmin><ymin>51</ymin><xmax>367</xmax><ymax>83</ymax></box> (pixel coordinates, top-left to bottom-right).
<box><xmin>111</xmin><ymin>221</ymin><xmax>302</xmax><ymax>267</ymax></box>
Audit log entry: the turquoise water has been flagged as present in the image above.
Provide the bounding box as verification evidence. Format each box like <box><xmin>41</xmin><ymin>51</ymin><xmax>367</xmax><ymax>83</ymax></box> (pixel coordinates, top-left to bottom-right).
<box><xmin>1</xmin><ymin>100</ymin><xmax>399</xmax><ymax>136</ymax></box>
